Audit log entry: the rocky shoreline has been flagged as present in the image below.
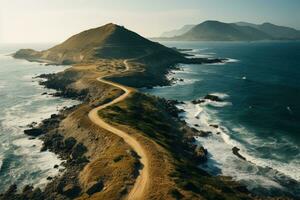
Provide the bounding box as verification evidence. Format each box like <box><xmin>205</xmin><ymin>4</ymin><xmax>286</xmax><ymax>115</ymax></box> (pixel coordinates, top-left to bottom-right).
<box><xmin>2</xmin><ymin>53</ymin><xmax>297</xmax><ymax>199</ymax></box>
<box><xmin>0</xmin><ymin>70</ymin><xmax>108</xmax><ymax>199</ymax></box>
<box><xmin>0</xmin><ymin>63</ymin><xmax>222</xmax><ymax>199</ymax></box>
<box><xmin>1</xmin><ymin>103</ymin><xmax>92</xmax><ymax>199</ymax></box>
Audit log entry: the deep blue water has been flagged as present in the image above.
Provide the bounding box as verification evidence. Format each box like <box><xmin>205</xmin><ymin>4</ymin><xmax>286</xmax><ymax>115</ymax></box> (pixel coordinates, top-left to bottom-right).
<box><xmin>143</xmin><ymin>41</ymin><xmax>300</xmax><ymax>196</ymax></box>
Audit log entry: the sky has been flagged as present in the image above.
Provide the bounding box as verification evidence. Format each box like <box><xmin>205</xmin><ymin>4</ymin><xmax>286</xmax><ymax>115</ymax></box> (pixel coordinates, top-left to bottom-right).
<box><xmin>0</xmin><ymin>0</ymin><xmax>299</xmax><ymax>43</ymax></box>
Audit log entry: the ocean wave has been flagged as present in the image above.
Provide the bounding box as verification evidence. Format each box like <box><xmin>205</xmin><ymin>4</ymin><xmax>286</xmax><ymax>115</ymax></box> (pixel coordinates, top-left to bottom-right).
<box><xmin>167</xmin><ymin>65</ymin><xmax>197</xmax><ymax>75</ymax></box>
<box><xmin>209</xmin><ymin>92</ymin><xmax>230</xmax><ymax>99</ymax></box>
<box><xmin>0</xmin><ymin>79</ymin><xmax>8</xmax><ymax>89</ymax></box>
<box><xmin>1</xmin><ymin>96</ymin><xmax>78</xmax><ymax>132</ymax></box>
<box><xmin>187</xmin><ymin>48</ymin><xmax>210</xmax><ymax>53</ymax></box>
<box><xmin>183</xmin><ymin>48</ymin><xmax>216</xmax><ymax>59</ymax></box>
<box><xmin>204</xmin><ymin>62</ymin><xmax>227</xmax><ymax>66</ymax></box>
<box><xmin>186</xmin><ymin>54</ymin><xmax>214</xmax><ymax>59</ymax></box>
<box><xmin>0</xmin><ymin>59</ymin><xmax>79</xmax><ymax>191</ymax></box>
<box><xmin>229</xmin><ymin>126</ymin><xmax>300</xmax><ymax>182</ymax></box>
<box><xmin>202</xmin><ymin>57</ymin><xmax>239</xmax><ymax>66</ymax></box>
<box><xmin>177</xmin><ymin>100</ymin><xmax>300</xmax><ymax>195</ymax></box>
<box><xmin>1</xmin><ymin>138</ymin><xmax>63</xmax><ymax>190</ymax></box>
<box><xmin>0</xmin><ymin>155</ymin><xmax>3</xmax><ymax>172</ymax></box>
<box><xmin>163</xmin><ymin>66</ymin><xmax>200</xmax><ymax>87</ymax></box>
<box><xmin>225</xmin><ymin>58</ymin><xmax>240</xmax><ymax>63</ymax></box>
<box><xmin>0</xmin><ymin>83</ymin><xmax>6</xmax><ymax>89</ymax></box>
<box><xmin>173</xmin><ymin>78</ymin><xmax>199</xmax><ymax>86</ymax></box>
<box><xmin>203</xmin><ymin>100</ymin><xmax>232</xmax><ymax>108</ymax></box>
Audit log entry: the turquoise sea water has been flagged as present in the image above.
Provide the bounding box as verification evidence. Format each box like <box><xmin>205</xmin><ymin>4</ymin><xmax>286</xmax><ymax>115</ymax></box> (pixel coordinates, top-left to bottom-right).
<box><xmin>0</xmin><ymin>44</ymin><xmax>79</xmax><ymax>192</ymax></box>
<box><xmin>143</xmin><ymin>41</ymin><xmax>300</xmax><ymax>197</ymax></box>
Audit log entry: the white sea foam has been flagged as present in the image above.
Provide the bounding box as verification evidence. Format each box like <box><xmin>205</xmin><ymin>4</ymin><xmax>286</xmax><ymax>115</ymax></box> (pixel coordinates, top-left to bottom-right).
<box><xmin>0</xmin><ymin>155</ymin><xmax>3</xmax><ymax>171</ymax></box>
<box><xmin>209</xmin><ymin>92</ymin><xmax>230</xmax><ymax>99</ymax></box>
<box><xmin>226</xmin><ymin>58</ymin><xmax>240</xmax><ymax>63</ymax></box>
<box><xmin>173</xmin><ymin>79</ymin><xmax>199</xmax><ymax>86</ymax></box>
<box><xmin>228</xmin><ymin>126</ymin><xmax>300</xmax><ymax>182</ymax></box>
<box><xmin>204</xmin><ymin>62</ymin><xmax>226</xmax><ymax>66</ymax></box>
<box><xmin>163</xmin><ymin>65</ymin><xmax>200</xmax><ymax>87</ymax></box>
<box><xmin>0</xmin><ymin>82</ymin><xmax>6</xmax><ymax>89</ymax></box>
<box><xmin>0</xmin><ymin>56</ymin><xmax>79</xmax><ymax>191</ymax></box>
<box><xmin>2</xmin><ymin>86</ymin><xmax>79</xmax><ymax>128</ymax></box>
<box><xmin>204</xmin><ymin>100</ymin><xmax>232</xmax><ymax>108</ymax></box>
<box><xmin>186</xmin><ymin>54</ymin><xmax>214</xmax><ymax>59</ymax></box>
<box><xmin>191</xmin><ymin>93</ymin><xmax>231</xmax><ymax>108</ymax></box>
<box><xmin>200</xmin><ymin>48</ymin><xmax>211</xmax><ymax>51</ymax></box>
<box><xmin>177</xmin><ymin>99</ymin><xmax>300</xmax><ymax>193</ymax></box>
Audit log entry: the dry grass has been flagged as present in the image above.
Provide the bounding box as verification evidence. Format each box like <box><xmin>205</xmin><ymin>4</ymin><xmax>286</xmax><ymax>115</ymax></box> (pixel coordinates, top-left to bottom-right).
<box><xmin>40</xmin><ymin>59</ymin><xmax>254</xmax><ymax>200</ymax></box>
<box><xmin>99</xmin><ymin>92</ymin><xmax>204</xmax><ymax>200</ymax></box>
<box><xmin>50</xmin><ymin>60</ymin><xmax>140</xmax><ymax>200</ymax></box>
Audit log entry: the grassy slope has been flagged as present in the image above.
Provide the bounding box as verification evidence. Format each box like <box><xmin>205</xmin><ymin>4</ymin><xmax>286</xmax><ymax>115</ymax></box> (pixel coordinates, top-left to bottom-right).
<box><xmin>99</xmin><ymin>92</ymin><xmax>253</xmax><ymax>200</ymax></box>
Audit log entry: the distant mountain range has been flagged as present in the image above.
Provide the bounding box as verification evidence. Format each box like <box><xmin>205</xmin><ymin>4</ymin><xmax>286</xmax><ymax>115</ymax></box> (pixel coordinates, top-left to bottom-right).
<box><xmin>157</xmin><ymin>21</ymin><xmax>300</xmax><ymax>41</ymax></box>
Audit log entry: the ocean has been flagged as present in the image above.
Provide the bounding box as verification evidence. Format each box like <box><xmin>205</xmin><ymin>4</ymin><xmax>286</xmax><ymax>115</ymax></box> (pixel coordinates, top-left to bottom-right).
<box><xmin>143</xmin><ymin>41</ymin><xmax>300</xmax><ymax>197</ymax></box>
<box><xmin>0</xmin><ymin>44</ymin><xmax>79</xmax><ymax>192</ymax></box>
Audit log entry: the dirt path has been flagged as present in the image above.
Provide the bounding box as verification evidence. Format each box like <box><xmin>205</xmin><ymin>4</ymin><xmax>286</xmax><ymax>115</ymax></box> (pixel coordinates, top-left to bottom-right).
<box><xmin>88</xmin><ymin>60</ymin><xmax>149</xmax><ymax>200</ymax></box>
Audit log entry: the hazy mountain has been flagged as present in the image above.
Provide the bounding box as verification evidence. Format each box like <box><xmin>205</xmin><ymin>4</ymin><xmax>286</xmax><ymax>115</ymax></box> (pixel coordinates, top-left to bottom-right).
<box><xmin>157</xmin><ymin>21</ymin><xmax>300</xmax><ymax>41</ymax></box>
<box><xmin>14</xmin><ymin>23</ymin><xmax>183</xmax><ymax>64</ymax></box>
<box><xmin>236</xmin><ymin>22</ymin><xmax>300</xmax><ymax>40</ymax></box>
<box><xmin>160</xmin><ymin>24</ymin><xmax>195</xmax><ymax>37</ymax></box>
<box><xmin>172</xmin><ymin>20</ymin><xmax>271</xmax><ymax>41</ymax></box>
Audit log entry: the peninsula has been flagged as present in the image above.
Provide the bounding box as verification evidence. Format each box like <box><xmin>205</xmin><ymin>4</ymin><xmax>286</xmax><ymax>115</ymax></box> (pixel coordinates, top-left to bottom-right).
<box><xmin>2</xmin><ymin>23</ymin><xmax>288</xmax><ymax>200</ymax></box>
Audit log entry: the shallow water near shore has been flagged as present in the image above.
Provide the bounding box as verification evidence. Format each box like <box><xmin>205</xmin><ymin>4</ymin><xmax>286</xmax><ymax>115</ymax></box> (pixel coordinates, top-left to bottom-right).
<box><xmin>143</xmin><ymin>41</ymin><xmax>300</xmax><ymax>197</ymax></box>
<box><xmin>0</xmin><ymin>44</ymin><xmax>79</xmax><ymax>192</ymax></box>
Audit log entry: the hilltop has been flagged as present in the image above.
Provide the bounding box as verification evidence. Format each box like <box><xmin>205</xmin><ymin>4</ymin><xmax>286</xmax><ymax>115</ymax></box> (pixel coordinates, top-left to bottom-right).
<box><xmin>14</xmin><ymin>23</ymin><xmax>183</xmax><ymax>64</ymax></box>
<box><xmin>14</xmin><ymin>23</ymin><xmax>222</xmax><ymax>88</ymax></box>
<box><xmin>156</xmin><ymin>20</ymin><xmax>300</xmax><ymax>41</ymax></box>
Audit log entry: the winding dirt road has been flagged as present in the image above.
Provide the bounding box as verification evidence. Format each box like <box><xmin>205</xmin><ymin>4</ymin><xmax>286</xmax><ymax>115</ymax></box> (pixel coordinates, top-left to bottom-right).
<box><xmin>88</xmin><ymin>60</ymin><xmax>149</xmax><ymax>200</ymax></box>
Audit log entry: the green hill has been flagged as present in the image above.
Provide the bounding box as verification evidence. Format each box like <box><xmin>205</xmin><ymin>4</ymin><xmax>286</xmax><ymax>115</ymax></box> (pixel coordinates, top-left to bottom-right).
<box><xmin>14</xmin><ymin>23</ymin><xmax>184</xmax><ymax>64</ymax></box>
<box><xmin>14</xmin><ymin>23</ymin><xmax>225</xmax><ymax>87</ymax></box>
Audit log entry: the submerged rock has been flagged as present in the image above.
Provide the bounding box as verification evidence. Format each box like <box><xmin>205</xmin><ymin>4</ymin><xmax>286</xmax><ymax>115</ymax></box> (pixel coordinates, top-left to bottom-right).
<box><xmin>232</xmin><ymin>147</ymin><xmax>246</xmax><ymax>160</ymax></box>
<box><xmin>197</xmin><ymin>130</ymin><xmax>212</xmax><ymax>137</ymax></box>
<box><xmin>4</xmin><ymin>184</ymin><xmax>17</xmax><ymax>196</ymax></box>
<box><xmin>204</xmin><ymin>94</ymin><xmax>223</xmax><ymax>102</ymax></box>
<box><xmin>191</xmin><ymin>99</ymin><xmax>206</xmax><ymax>104</ymax></box>
<box><xmin>28</xmin><ymin>122</ymin><xmax>38</xmax><ymax>128</ymax></box>
<box><xmin>24</xmin><ymin>128</ymin><xmax>43</xmax><ymax>137</ymax></box>
<box><xmin>209</xmin><ymin>124</ymin><xmax>219</xmax><ymax>129</ymax></box>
